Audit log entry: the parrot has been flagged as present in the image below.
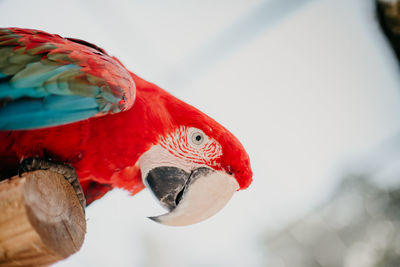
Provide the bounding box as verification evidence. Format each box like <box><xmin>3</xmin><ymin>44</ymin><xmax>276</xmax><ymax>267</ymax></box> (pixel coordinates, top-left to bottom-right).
<box><xmin>0</xmin><ymin>27</ymin><xmax>252</xmax><ymax>226</ymax></box>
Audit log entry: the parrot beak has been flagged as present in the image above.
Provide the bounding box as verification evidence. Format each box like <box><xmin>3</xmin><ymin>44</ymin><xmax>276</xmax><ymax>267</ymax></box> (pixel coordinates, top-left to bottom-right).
<box><xmin>145</xmin><ymin>167</ymin><xmax>239</xmax><ymax>226</ymax></box>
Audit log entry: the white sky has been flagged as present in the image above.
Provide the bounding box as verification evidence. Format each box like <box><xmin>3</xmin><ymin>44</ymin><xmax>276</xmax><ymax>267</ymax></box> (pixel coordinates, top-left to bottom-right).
<box><xmin>2</xmin><ymin>0</ymin><xmax>400</xmax><ymax>266</ymax></box>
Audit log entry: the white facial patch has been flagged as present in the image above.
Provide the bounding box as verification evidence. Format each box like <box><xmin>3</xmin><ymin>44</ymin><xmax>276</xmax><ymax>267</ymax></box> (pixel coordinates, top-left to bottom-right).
<box><xmin>159</xmin><ymin>126</ymin><xmax>222</xmax><ymax>167</ymax></box>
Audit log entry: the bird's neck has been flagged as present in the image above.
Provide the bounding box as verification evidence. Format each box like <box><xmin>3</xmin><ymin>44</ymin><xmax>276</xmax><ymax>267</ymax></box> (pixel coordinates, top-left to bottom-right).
<box><xmin>103</xmin><ymin>76</ymin><xmax>171</xmax><ymax>151</ymax></box>
<box><xmin>123</xmin><ymin>74</ymin><xmax>176</xmax><ymax>154</ymax></box>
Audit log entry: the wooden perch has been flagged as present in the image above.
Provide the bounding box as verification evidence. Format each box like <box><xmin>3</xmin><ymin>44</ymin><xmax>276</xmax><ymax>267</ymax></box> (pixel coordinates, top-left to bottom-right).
<box><xmin>0</xmin><ymin>170</ymin><xmax>86</xmax><ymax>267</ymax></box>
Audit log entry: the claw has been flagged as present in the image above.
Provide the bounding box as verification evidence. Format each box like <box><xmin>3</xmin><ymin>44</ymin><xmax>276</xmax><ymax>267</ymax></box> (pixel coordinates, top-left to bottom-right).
<box><xmin>18</xmin><ymin>166</ymin><xmax>26</xmax><ymax>177</ymax></box>
<box><xmin>18</xmin><ymin>157</ymin><xmax>36</xmax><ymax>177</ymax></box>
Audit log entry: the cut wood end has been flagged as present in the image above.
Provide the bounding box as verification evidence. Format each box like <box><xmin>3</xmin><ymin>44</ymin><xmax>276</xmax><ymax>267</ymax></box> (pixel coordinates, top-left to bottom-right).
<box><xmin>0</xmin><ymin>170</ymin><xmax>87</xmax><ymax>266</ymax></box>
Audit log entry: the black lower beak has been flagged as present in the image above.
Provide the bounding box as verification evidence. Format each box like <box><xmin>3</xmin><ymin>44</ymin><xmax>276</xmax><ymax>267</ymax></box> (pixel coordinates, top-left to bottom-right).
<box><xmin>145</xmin><ymin>167</ymin><xmax>190</xmax><ymax>211</ymax></box>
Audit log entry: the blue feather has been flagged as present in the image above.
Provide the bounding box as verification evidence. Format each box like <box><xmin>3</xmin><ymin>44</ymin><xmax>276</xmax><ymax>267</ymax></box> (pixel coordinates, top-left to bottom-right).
<box><xmin>0</xmin><ymin>98</ymin><xmax>98</xmax><ymax>130</ymax></box>
<box><xmin>0</xmin><ymin>82</ymin><xmax>48</xmax><ymax>99</ymax></box>
<box><xmin>0</xmin><ymin>63</ymin><xmax>103</xmax><ymax>129</ymax></box>
<box><xmin>43</xmin><ymin>95</ymin><xmax>98</xmax><ymax>111</ymax></box>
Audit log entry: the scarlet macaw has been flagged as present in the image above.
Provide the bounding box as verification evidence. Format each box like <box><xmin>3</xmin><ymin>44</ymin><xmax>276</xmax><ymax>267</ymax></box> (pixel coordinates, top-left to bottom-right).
<box><xmin>0</xmin><ymin>28</ymin><xmax>252</xmax><ymax>226</ymax></box>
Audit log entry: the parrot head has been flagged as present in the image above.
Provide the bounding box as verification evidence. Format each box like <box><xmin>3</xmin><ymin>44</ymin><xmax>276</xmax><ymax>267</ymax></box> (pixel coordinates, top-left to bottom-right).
<box><xmin>136</xmin><ymin>87</ymin><xmax>252</xmax><ymax>226</ymax></box>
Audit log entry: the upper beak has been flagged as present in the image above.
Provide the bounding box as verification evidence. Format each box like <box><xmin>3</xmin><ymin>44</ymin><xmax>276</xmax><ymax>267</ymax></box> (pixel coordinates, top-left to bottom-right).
<box><xmin>145</xmin><ymin>167</ymin><xmax>239</xmax><ymax>226</ymax></box>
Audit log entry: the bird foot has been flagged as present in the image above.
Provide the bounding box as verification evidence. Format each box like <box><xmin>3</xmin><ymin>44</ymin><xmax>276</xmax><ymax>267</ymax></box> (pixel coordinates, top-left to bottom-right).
<box><xmin>19</xmin><ymin>157</ymin><xmax>86</xmax><ymax>212</ymax></box>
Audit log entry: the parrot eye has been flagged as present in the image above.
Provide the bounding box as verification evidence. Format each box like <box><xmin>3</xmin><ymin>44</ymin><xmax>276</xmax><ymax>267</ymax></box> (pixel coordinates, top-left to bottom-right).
<box><xmin>188</xmin><ymin>128</ymin><xmax>206</xmax><ymax>147</ymax></box>
<box><xmin>192</xmin><ymin>133</ymin><xmax>203</xmax><ymax>144</ymax></box>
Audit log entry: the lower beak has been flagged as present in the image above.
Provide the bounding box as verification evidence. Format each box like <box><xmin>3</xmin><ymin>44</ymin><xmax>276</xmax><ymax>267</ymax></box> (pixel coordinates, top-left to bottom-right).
<box><xmin>145</xmin><ymin>167</ymin><xmax>239</xmax><ymax>226</ymax></box>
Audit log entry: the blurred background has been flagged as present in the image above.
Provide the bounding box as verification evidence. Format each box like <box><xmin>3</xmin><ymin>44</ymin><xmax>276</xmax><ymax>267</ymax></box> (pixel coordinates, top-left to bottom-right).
<box><xmin>2</xmin><ymin>0</ymin><xmax>400</xmax><ymax>266</ymax></box>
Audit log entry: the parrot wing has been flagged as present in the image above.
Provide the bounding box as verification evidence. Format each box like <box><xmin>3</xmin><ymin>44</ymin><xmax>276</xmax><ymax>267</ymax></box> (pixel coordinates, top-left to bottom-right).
<box><xmin>0</xmin><ymin>28</ymin><xmax>135</xmax><ymax>130</ymax></box>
